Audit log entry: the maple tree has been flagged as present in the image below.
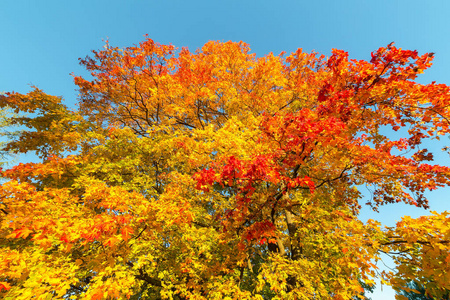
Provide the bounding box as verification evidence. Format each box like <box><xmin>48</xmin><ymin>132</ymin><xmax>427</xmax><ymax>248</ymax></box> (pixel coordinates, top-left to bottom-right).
<box><xmin>1</xmin><ymin>38</ymin><xmax>450</xmax><ymax>300</ymax></box>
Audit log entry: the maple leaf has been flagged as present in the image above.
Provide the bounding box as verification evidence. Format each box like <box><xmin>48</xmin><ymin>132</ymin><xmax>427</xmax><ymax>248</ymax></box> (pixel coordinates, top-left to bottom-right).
<box><xmin>121</xmin><ymin>226</ymin><xmax>134</xmax><ymax>242</ymax></box>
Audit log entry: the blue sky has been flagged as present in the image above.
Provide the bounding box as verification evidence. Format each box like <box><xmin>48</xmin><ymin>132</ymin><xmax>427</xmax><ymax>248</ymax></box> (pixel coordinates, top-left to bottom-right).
<box><xmin>1</xmin><ymin>1</ymin><xmax>450</xmax><ymax>298</ymax></box>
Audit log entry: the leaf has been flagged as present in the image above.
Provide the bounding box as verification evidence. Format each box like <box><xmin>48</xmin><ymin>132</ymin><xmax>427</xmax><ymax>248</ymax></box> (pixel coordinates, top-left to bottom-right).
<box><xmin>121</xmin><ymin>226</ymin><xmax>134</xmax><ymax>242</ymax></box>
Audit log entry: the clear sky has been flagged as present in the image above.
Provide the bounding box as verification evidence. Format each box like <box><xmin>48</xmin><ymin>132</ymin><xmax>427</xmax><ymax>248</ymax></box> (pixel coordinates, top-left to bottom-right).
<box><xmin>1</xmin><ymin>1</ymin><xmax>450</xmax><ymax>298</ymax></box>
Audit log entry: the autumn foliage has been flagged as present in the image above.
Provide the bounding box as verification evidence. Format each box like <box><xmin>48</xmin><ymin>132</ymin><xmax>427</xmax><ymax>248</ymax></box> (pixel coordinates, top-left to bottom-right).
<box><xmin>1</xmin><ymin>38</ymin><xmax>450</xmax><ymax>299</ymax></box>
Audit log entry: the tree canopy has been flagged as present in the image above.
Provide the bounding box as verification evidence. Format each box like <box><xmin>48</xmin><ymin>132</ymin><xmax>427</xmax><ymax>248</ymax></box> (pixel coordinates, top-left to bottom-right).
<box><xmin>0</xmin><ymin>38</ymin><xmax>449</xmax><ymax>299</ymax></box>
<box><xmin>396</xmin><ymin>280</ymin><xmax>450</xmax><ymax>300</ymax></box>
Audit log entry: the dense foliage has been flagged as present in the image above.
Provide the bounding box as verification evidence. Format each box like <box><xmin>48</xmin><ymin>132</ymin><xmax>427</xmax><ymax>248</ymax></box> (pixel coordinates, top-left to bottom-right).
<box><xmin>1</xmin><ymin>38</ymin><xmax>449</xmax><ymax>299</ymax></box>
<box><xmin>396</xmin><ymin>281</ymin><xmax>450</xmax><ymax>300</ymax></box>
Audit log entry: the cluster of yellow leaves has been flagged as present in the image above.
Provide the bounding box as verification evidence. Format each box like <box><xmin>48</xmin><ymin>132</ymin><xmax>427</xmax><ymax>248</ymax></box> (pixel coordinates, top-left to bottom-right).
<box><xmin>1</xmin><ymin>38</ymin><xmax>449</xmax><ymax>299</ymax></box>
<box><xmin>385</xmin><ymin>212</ymin><xmax>450</xmax><ymax>298</ymax></box>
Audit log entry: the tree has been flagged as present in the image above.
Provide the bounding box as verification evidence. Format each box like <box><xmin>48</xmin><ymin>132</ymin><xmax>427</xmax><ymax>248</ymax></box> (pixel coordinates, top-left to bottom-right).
<box><xmin>1</xmin><ymin>38</ymin><xmax>449</xmax><ymax>299</ymax></box>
